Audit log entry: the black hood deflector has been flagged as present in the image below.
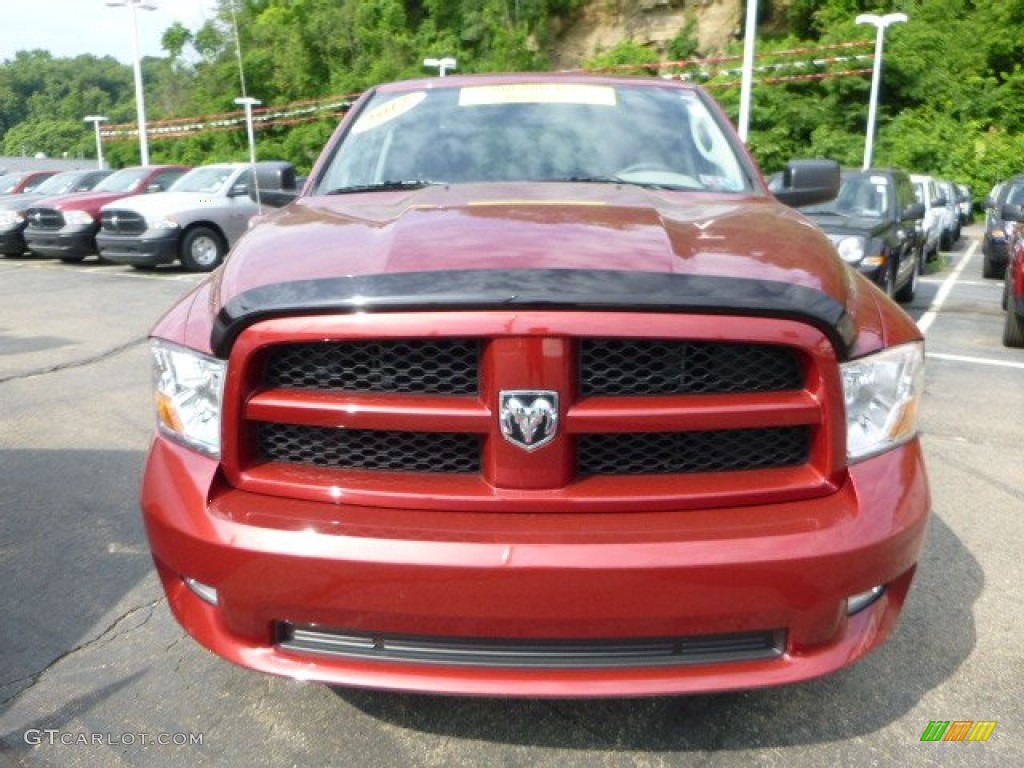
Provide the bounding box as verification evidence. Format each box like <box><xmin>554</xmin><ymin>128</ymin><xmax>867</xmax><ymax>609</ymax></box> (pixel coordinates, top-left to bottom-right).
<box><xmin>211</xmin><ymin>269</ymin><xmax>855</xmax><ymax>359</ymax></box>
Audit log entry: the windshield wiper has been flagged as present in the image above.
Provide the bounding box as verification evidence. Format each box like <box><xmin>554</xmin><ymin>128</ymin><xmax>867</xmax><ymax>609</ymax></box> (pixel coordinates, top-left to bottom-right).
<box><xmin>545</xmin><ymin>175</ymin><xmax>626</xmax><ymax>185</ymax></box>
<box><xmin>326</xmin><ymin>180</ymin><xmax>444</xmax><ymax>195</ymax></box>
<box><xmin>544</xmin><ymin>176</ymin><xmax>701</xmax><ymax>191</ymax></box>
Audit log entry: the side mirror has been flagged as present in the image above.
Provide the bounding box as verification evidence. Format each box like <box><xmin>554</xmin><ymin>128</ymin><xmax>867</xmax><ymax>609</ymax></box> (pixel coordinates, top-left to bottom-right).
<box><xmin>772</xmin><ymin>159</ymin><xmax>840</xmax><ymax>208</ymax></box>
<box><xmin>1000</xmin><ymin>202</ymin><xmax>1024</xmax><ymax>222</ymax></box>
<box><xmin>903</xmin><ymin>202</ymin><xmax>925</xmax><ymax>220</ymax></box>
<box><xmin>251</xmin><ymin>187</ymin><xmax>299</xmax><ymax>208</ymax></box>
<box><xmin>229</xmin><ymin>183</ymin><xmax>250</xmax><ymax>197</ymax></box>
<box><xmin>932</xmin><ymin>195</ymin><xmax>947</xmax><ymax>207</ymax></box>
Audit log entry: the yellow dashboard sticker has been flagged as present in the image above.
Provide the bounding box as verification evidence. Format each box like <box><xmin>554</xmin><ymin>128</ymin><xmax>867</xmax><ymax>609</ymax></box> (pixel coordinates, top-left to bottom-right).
<box><xmin>351</xmin><ymin>92</ymin><xmax>426</xmax><ymax>134</ymax></box>
<box><xmin>458</xmin><ymin>83</ymin><xmax>617</xmax><ymax>107</ymax></box>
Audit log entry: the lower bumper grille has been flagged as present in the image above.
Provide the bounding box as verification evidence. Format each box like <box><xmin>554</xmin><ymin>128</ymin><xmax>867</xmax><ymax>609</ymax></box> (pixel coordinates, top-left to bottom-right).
<box><xmin>276</xmin><ymin>623</ymin><xmax>786</xmax><ymax>668</ymax></box>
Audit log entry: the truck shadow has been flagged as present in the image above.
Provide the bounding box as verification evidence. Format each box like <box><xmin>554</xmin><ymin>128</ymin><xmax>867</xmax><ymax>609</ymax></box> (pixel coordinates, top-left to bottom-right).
<box><xmin>336</xmin><ymin>511</ymin><xmax>977</xmax><ymax>750</ymax></box>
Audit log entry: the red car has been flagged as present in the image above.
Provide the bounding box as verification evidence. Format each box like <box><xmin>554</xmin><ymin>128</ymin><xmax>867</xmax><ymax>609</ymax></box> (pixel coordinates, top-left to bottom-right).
<box><xmin>1003</xmin><ymin>226</ymin><xmax>1024</xmax><ymax>347</ymax></box>
<box><xmin>0</xmin><ymin>170</ymin><xmax>57</xmax><ymax>195</ymax></box>
<box><xmin>24</xmin><ymin>165</ymin><xmax>189</xmax><ymax>262</ymax></box>
<box><xmin>142</xmin><ymin>74</ymin><xmax>930</xmax><ymax>697</ymax></box>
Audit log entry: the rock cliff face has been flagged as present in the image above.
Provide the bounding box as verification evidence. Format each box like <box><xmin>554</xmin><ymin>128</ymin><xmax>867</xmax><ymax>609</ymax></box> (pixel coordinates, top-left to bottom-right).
<box><xmin>552</xmin><ymin>0</ymin><xmax>743</xmax><ymax>68</ymax></box>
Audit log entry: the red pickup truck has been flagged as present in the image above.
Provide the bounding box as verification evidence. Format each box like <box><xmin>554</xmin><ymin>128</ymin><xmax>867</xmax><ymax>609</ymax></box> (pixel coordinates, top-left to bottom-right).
<box><xmin>24</xmin><ymin>165</ymin><xmax>188</xmax><ymax>262</ymax></box>
<box><xmin>141</xmin><ymin>74</ymin><xmax>930</xmax><ymax>697</ymax></box>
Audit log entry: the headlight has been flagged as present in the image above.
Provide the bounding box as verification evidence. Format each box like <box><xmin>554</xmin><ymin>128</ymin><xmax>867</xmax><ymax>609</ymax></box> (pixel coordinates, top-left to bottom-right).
<box><xmin>0</xmin><ymin>210</ymin><xmax>25</xmax><ymax>230</ymax></box>
<box><xmin>64</xmin><ymin>210</ymin><xmax>94</xmax><ymax>227</ymax></box>
<box><xmin>145</xmin><ymin>216</ymin><xmax>179</xmax><ymax>230</ymax></box>
<box><xmin>834</xmin><ymin>235</ymin><xmax>867</xmax><ymax>264</ymax></box>
<box><xmin>152</xmin><ymin>340</ymin><xmax>226</xmax><ymax>456</ymax></box>
<box><xmin>841</xmin><ymin>342</ymin><xmax>924</xmax><ymax>462</ymax></box>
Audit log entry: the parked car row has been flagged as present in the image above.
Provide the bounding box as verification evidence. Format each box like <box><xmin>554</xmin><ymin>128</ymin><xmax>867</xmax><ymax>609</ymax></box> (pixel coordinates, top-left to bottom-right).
<box><xmin>980</xmin><ymin>174</ymin><xmax>1024</xmax><ymax>346</ymax></box>
<box><xmin>794</xmin><ymin>167</ymin><xmax>968</xmax><ymax>303</ymax></box>
<box><xmin>0</xmin><ymin>160</ymin><xmax>297</xmax><ymax>271</ymax></box>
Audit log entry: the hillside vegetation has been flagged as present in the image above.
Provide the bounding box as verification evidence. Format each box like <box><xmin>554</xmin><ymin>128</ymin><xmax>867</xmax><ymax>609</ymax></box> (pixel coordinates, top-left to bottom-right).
<box><xmin>2</xmin><ymin>0</ymin><xmax>1022</xmax><ymax>199</ymax></box>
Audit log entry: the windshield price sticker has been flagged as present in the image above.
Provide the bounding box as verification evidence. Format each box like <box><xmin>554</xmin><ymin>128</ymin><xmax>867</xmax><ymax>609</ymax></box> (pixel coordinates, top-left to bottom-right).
<box><xmin>458</xmin><ymin>83</ymin><xmax>617</xmax><ymax>107</ymax></box>
<box><xmin>351</xmin><ymin>92</ymin><xmax>426</xmax><ymax>134</ymax></box>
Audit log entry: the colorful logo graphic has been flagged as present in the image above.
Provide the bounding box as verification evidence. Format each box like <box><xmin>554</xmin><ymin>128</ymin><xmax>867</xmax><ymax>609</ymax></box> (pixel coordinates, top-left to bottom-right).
<box><xmin>920</xmin><ymin>721</ymin><xmax>997</xmax><ymax>742</ymax></box>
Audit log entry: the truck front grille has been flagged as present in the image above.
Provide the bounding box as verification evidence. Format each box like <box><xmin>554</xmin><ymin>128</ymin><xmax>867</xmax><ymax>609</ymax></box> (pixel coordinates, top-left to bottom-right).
<box><xmin>225</xmin><ymin>312</ymin><xmax>841</xmax><ymax>512</ymax></box>
<box><xmin>100</xmin><ymin>209</ymin><xmax>147</xmax><ymax>235</ymax></box>
<box><xmin>580</xmin><ymin>340</ymin><xmax>803</xmax><ymax>395</ymax></box>
<box><xmin>578</xmin><ymin>427</ymin><xmax>809</xmax><ymax>475</ymax></box>
<box><xmin>277</xmin><ymin>623</ymin><xmax>786</xmax><ymax>668</ymax></box>
<box><xmin>259</xmin><ymin>424</ymin><xmax>482</xmax><ymax>473</ymax></box>
<box><xmin>265</xmin><ymin>340</ymin><xmax>480</xmax><ymax>394</ymax></box>
<box><xmin>25</xmin><ymin>207</ymin><xmax>64</xmax><ymax>231</ymax></box>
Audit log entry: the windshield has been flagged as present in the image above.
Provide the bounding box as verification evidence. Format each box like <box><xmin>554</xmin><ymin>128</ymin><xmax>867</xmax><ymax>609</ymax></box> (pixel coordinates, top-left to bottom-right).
<box><xmin>316</xmin><ymin>81</ymin><xmax>753</xmax><ymax>195</ymax></box>
<box><xmin>0</xmin><ymin>174</ymin><xmax>28</xmax><ymax>194</ymax></box>
<box><xmin>170</xmin><ymin>166</ymin><xmax>234</xmax><ymax>193</ymax></box>
<box><xmin>93</xmin><ymin>168</ymin><xmax>150</xmax><ymax>193</ymax></box>
<box><xmin>31</xmin><ymin>173</ymin><xmax>86</xmax><ymax>196</ymax></box>
<box><xmin>803</xmin><ymin>173</ymin><xmax>889</xmax><ymax>218</ymax></box>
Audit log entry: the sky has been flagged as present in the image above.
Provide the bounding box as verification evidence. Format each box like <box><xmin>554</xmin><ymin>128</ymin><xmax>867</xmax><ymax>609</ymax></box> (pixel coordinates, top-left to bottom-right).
<box><xmin>0</xmin><ymin>0</ymin><xmax>220</xmax><ymax>64</ymax></box>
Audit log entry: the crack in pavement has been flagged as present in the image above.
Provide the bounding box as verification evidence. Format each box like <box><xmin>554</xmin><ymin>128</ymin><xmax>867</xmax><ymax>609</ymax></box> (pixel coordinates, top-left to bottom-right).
<box><xmin>0</xmin><ymin>337</ymin><xmax>148</xmax><ymax>385</ymax></box>
<box><xmin>0</xmin><ymin>598</ymin><xmax>164</xmax><ymax>708</ymax></box>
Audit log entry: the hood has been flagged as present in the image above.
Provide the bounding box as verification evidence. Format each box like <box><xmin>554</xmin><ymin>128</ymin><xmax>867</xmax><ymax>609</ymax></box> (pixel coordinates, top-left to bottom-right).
<box><xmin>101</xmin><ymin>191</ymin><xmax>226</xmax><ymax>216</ymax></box>
<box><xmin>0</xmin><ymin>191</ymin><xmax>48</xmax><ymax>212</ymax></box>
<box><xmin>799</xmin><ymin>211</ymin><xmax>889</xmax><ymax>238</ymax></box>
<box><xmin>39</xmin><ymin>188</ymin><xmax>143</xmax><ymax>212</ymax></box>
<box><xmin>211</xmin><ymin>183</ymin><xmax>858</xmax><ymax>356</ymax></box>
<box><xmin>221</xmin><ymin>183</ymin><xmax>849</xmax><ymax>299</ymax></box>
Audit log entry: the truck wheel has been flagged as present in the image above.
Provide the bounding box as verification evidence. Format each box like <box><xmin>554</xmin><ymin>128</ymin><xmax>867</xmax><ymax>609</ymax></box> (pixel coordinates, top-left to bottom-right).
<box><xmin>894</xmin><ymin>253</ymin><xmax>918</xmax><ymax>303</ymax></box>
<box><xmin>1004</xmin><ymin>307</ymin><xmax>1024</xmax><ymax>347</ymax></box>
<box><xmin>180</xmin><ymin>226</ymin><xmax>226</xmax><ymax>272</ymax></box>
<box><xmin>982</xmin><ymin>254</ymin><xmax>1000</xmax><ymax>279</ymax></box>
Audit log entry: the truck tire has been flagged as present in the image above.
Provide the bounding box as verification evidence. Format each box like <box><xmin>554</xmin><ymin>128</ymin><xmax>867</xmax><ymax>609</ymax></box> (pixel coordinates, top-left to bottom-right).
<box><xmin>180</xmin><ymin>226</ymin><xmax>226</xmax><ymax>272</ymax></box>
<box><xmin>982</xmin><ymin>254</ymin><xmax>1000</xmax><ymax>279</ymax></box>
<box><xmin>894</xmin><ymin>253</ymin><xmax>918</xmax><ymax>303</ymax></box>
<box><xmin>1004</xmin><ymin>296</ymin><xmax>1024</xmax><ymax>346</ymax></box>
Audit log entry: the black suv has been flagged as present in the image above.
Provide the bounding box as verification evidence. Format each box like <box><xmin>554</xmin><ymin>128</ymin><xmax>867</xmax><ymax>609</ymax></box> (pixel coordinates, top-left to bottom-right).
<box><xmin>798</xmin><ymin>168</ymin><xmax>925</xmax><ymax>303</ymax></box>
<box><xmin>982</xmin><ymin>176</ymin><xmax>1024</xmax><ymax>279</ymax></box>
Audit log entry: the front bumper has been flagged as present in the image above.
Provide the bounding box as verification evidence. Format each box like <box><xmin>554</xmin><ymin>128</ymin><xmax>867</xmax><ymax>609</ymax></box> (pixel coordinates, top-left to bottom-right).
<box><xmin>0</xmin><ymin>226</ymin><xmax>27</xmax><ymax>256</ymax></box>
<box><xmin>25</xmin><ymin>227</ymin><xmax>97</xmax><ymax>259</ymax></box>
<box><xmin>95</xmin><ymin>230</ymin><xmax>179</xmax><ymax>266</ymax></box>
<box><xmin>142</xmin><ymin>436</ymin><xmax>931</xmax><ymax>697</ymax></box>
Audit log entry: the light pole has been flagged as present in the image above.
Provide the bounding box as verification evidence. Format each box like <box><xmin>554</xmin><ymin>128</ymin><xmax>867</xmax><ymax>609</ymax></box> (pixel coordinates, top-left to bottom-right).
<box><xmin>424</xmin><ymin>57</ymin><xmax>457</xmax><ymax>77</ymax></box>
<box><xmin>737</xmin><ymin>0</ymin><xmax>758</xmax><ymax>143</ymax></box>
<box><xmin>856</xmin><ymin>12</ymin><xmax>907</xmax><ymax>171</ymax></box>
<box><xmin>106</xmin><ymin>0</ymin><xmax>157</xmax><ymax>166</ymax></box>
<box><xmin>83</xmin><ymin>115</ymin><xmax>108</xmax><ymax>169</ymax></box>
<box><xmin>234</xmin><ymin>97</ymin><xmax>262</xmax><ymax>165</ymax></box>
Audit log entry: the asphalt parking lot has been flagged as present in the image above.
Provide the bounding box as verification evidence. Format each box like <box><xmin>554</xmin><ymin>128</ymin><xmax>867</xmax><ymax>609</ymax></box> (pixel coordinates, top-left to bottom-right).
<box><xmin>0</xmin><ymin>225</ymin><xmax>1021</xmax><ymax>767</ymax></box>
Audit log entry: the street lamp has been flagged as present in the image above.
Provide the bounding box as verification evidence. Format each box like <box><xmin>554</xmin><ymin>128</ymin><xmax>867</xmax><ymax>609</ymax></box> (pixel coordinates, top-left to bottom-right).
<box><xmin>737</xmin><ymin>0</ymin><xmax>759</xmax><ymax>143</ymax></box>
<box><xmin>83</xmin><ymin>115</ymin><xmax>108</xmax><ymax>170</ymax></box>
<box><xmin>234</xmin><ymin>97</ymin><xmax>262</xmax><ymax>165</ymax></box>
<box><xmin>106</xmin><ymin>0</ymin><xmax>157</xmax><ymax>166</ymax></box>
<box><xmin>424</xmin><ymin>57</ymin><xmax>457</xmax><ymax>77</ymax></box>
<box><xmin>856</xmin><ymin>12</ymin><xmax>908</xmax><ymax>171</ymax></box>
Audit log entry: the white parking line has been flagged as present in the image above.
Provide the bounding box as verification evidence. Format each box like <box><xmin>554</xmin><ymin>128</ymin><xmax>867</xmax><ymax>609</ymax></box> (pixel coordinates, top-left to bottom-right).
<box><xmin>1</xmin><ymin>259</ymin><xmax>201</xmax><ymax>282</ymax></box>
<box><xmin>917</xmin><ymin>240</ymin><xmax>978</xmax><ymax>334</ymax></box>
<box><xmin>927</xmin><ymin>352</ymin><xmax>1024</xmax><ymax>370</ymax></box>
<box><xmin>919</xmin><ymin>278</ymin><xmax>1000</xmax><ymax>288</ymax></box>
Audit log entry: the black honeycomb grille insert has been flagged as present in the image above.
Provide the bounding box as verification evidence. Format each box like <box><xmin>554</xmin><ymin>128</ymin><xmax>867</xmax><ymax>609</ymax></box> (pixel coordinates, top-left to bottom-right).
<box><xmin>100</xmin><ymin>209</ymin><xmax>147</xmax><ymax>235</ymax></box>
<box><xmin>579</xmin><ymin>427</ymin><xmax>810</xmax><ymax>475</ymax></box>
<box><xmin>26</xmin><ymin>207</ymin><xmax>64</xmax><ymax>231</ymax></box>
<box><xmin>264</xmin><ymin>340</ymin><xmax>479</xmax><ymax>395</ymax></box>
<box><xmin>579</xmin><ymin>340</ymin><xmax>803</xmax><ymax>396</ymax></box>
<box><xmin>259</xmin><ymin>423</ymin><xmax>482</xmax><ymax>473</ymax></box>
